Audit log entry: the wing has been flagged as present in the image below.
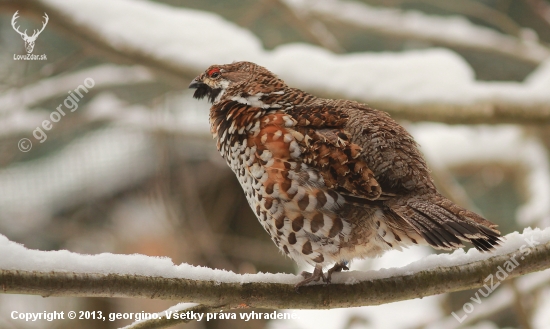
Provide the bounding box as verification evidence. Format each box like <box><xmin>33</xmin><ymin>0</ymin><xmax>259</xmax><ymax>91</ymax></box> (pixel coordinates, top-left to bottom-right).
<box><xmin>288</xmin><ymin>104</ymin><xmax>383</xmax><ymax>201</ymax></box>
<box><xmin>340</xmin><ymin>103</ymin><xmax>435</xmax><ymax>193</ymax></box>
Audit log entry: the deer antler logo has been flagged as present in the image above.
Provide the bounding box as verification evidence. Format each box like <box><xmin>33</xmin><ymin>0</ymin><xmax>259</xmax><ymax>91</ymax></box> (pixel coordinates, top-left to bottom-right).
<box><xmin>11</xmin><ymin>11</ymin><xmax>49</xmax><ymax>54</ymax></box>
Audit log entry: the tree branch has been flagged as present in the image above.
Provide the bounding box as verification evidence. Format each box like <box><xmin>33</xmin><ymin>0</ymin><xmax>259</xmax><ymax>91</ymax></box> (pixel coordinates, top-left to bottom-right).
<box><xmin>274</xmin><ymin>0</ymin><xmax>345</xmax><ymax>53</ymax></box>
<box><xmin>0</xmin><ymin>0</ymin><xmax>196</xmax><ymax>85</ymax></box>
<box><xmin>1</xmin><ymin>237</ymin><xmax>549</xmax><ymax>310</ymax></box>
<box><xmin>355</xmin><ymin>99</ymin><xmax>550</xmax><ymax>125</ymax></box>
<box><xmin>0</xmin><ymin>64</ymin><xmax>153</xmax><ymax>113</ymax></box>
<box><xmin>378</xmin><ymin>0</ymin><xmax>526</xmax><ymax>38</ymax></box>
<box><xmin>289</xmin><ymin>0</ymin><xmax>550</xmax><ymax>65</ymax></box>
<box><xmin>2</xmin><ymin>0</ymin><xmax>550</xmax><ymax>125</ymax></box>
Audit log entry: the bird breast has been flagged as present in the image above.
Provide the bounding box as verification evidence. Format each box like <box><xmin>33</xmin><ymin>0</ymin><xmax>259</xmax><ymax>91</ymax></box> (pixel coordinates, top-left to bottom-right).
<box><xmin>210</xmin><ymin>100</ymin><xmax>356</xmax><ymax>266</ymax></box>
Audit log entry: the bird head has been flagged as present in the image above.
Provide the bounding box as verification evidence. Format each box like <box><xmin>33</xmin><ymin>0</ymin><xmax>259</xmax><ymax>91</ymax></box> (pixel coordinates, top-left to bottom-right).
<box><xmin>189</xmin><ymin>61</ymin><xmax>282</xmax><ymax>104</ymax></box>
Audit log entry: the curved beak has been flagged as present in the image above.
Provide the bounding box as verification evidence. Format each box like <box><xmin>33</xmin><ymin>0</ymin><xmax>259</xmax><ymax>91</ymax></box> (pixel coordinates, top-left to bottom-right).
<box><xmin>188</xmin><ymin>78</ymin><xmax>203</xmax><ymax>89</ymax></box>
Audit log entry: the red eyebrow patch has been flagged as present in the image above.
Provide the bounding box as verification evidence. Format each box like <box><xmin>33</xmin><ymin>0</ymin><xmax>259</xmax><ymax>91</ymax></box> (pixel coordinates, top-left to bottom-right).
<box><xmin>207</xmin><ymin>68</ymin><xmax>220</xmax><ymax>77</ymax></box>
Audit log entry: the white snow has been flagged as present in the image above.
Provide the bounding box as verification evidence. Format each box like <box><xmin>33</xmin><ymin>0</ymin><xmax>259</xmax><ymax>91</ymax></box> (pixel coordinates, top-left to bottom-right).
<box><xmin>0</xmin><ymin>65</ymin><xmax>153</xmax><ymax>116</ymax></box>
<box><xmin>0</xmin><ymin>65</ymin><xmax>154</xmax><ymax>139</ymax></box>
<box><xmin>2</xmin><ymin>2</ymin><xmax>550</xmax><ymax>328</ymax></box>
<box><xmin>41</xmin><ymin>0</ymin><xmax>263</xmax><ymax>69</ymax></box>
<box><xmin>332</xmin><ymin>226</ymin><xmax>550</xmax><ymax>283</ymax></box>
<box><xmin>0</xmin><ymin>231</ymin><xmax>298</xmax><ymax>284</ymax></box>
<box><xmin>0</xmin><ymin>227</ymin><xmax>548</xmax><ymax>285</ymax></box>
<box><xmin>283</xmin><ymin>0</ymin><xmax>550</xmax><ymax>62</ymax></box>
<box><xmin>39</xmin><ymin>0</ymin><xmax>550</xmax><ymax>107</ymax></box>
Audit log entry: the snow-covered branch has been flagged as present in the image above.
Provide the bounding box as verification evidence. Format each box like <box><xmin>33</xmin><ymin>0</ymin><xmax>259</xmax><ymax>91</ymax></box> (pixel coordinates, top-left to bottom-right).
<box><xmin>1</xmin><ymin>228</ymin><xmax>549</xmax><ymax>311</ymax></box>
<box><xmin>357</xmin><ymin>98</ymin><xmax>550</xmax><ymax>124</ymax></box>
<box><xmin>5</xmin><ymin>0</ymin><xmax>550</xmax><ymax>124</ymax></box>
<box><xmin>0</xmin><ymin>64</ymin><xmax>153</xmax><ymax>113</ymax></box>
<box><xmin>0</xmin><ymin>0</ymin><xmax>198</xmax><ymax>84</ymax></box>
<box><xmin>285</xmin><ymin>0</ymin><xmax>550</xmax><ymax>65</ymax></box>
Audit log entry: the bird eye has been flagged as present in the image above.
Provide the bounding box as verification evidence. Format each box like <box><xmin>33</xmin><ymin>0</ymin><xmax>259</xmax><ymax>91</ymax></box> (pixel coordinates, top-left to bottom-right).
<box><xmin>208</xmin><ymin>68</ymin><xmax>221</xmax><ymax>79</ymax></box>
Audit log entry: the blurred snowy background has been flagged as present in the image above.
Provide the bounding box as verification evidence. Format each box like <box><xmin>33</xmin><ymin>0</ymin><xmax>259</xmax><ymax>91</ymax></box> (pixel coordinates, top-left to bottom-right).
<box><xmin>1</xmin><ymin>0</ymin><xmax>550</xmax><ymax>328</ymax></box>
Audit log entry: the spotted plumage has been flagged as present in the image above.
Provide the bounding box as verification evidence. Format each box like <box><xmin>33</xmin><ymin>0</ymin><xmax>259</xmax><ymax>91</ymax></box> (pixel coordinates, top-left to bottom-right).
<box><xmin>189</xmin><ymin>61</ymin><xmax>501</xmax><ymax>289</ymax></box>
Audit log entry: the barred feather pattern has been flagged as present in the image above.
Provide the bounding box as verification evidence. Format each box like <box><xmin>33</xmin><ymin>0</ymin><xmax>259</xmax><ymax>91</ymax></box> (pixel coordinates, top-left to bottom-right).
<box><xmin>191</xmin><ymin>61</ymin><xmax>501</xmax><ymax>268</ymax></box>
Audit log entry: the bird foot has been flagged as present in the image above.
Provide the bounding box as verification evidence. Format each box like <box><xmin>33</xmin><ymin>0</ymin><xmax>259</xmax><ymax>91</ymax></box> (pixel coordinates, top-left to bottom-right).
<box><xmin>295</xmin><ymin>262</ymin><xmax>350</xmax><ymax>291</ymax></box>
<box><xmin>326</xmin><ymin>262</ymin><xmax>349</xmax><ymax>283</ymax></box>
<box><xmin>295</xmin><ymin>266</ymin><xmax>326</xmax><ymax>292</ymax></box>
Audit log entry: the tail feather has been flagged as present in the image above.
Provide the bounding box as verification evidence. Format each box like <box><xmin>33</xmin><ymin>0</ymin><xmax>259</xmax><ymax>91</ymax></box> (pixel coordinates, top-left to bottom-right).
<box><xmin>408</xmin><ymin>208</ymin><xmax>463</xmax><ymax>249</ymax></box>
<box><xmin>471</xmin><ymin>237</ymin><xmax>498</xmax><ymax>251</ymax></box>
<box><xmin>391</xmin><ymin>194</ymin><xmax>501</xmax><ymax>252</ymax></box>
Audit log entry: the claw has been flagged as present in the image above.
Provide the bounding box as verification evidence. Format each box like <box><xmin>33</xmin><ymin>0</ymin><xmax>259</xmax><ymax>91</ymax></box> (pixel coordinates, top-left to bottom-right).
<box><xmin>326</xmin><ymin>261</ymin><xmax>350</xmax><ymax>283</ymax></box>
<box><xmin>295</xmin><ymin>265</ymin><xmax>325</xmax><ymax>291</ymax></box>
<box><xmin>300</xmin><ymin>271</ymin><xmax>313</xmax><ymax>279</ymax></box>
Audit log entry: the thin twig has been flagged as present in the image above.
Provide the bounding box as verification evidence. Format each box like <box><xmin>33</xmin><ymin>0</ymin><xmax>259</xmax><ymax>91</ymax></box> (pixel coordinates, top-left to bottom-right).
<box><xmin>389</xmin><ymin>0</ymin><xmax>525</xmax><ymax>37</ymax></box>
<box><xmin>276</xmin><ymin>0</ymin><xmax>345</xmax><ymax>53</ymax></box>
<box><xmin>508</xmin><ymin>280</ymin><xmax>533</xmax><ymax>329</ymax></box>
<box><xmin>523</xmin><ymin>0</ymin><xmax>550</xmax><ymax>28</ymax></box>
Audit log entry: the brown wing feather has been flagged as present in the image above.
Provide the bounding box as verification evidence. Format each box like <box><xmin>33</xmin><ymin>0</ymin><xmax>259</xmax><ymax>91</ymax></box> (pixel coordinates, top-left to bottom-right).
<box><xmin>288</xmin><ymin>105</ymin><xmax>382</xmax><ymax>200</ymax></box>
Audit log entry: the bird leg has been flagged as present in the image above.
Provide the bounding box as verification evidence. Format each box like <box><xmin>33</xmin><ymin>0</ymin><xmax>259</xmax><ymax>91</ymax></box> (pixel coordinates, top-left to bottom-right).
<box><xmin>295</xmin><ymin>265</ymin><xmax>326</xmax><ymax>291</ymax></box>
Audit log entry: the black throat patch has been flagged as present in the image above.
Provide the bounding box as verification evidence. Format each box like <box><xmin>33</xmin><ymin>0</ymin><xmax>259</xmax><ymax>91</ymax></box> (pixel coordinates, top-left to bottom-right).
<box><xmin>192</xmin><ymin>84</ymin><xmax>222</xmax><ymax>104</ymax></box>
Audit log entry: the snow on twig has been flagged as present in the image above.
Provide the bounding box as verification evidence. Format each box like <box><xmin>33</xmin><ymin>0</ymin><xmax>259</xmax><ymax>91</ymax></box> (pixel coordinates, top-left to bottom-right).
<box><xmin>0</xmin><ymin>228</ymin><xmax>549</xmax><ymax>310</ymax></box>
<box><xmin>14</xmin><ymin>0</ymin><xmax>550</xmax><ymax>124</ymax></box>
<box><xmin>283</xmin><ymin>0</ymin><xmax>550</xmax><ymax>64</ymax></box>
